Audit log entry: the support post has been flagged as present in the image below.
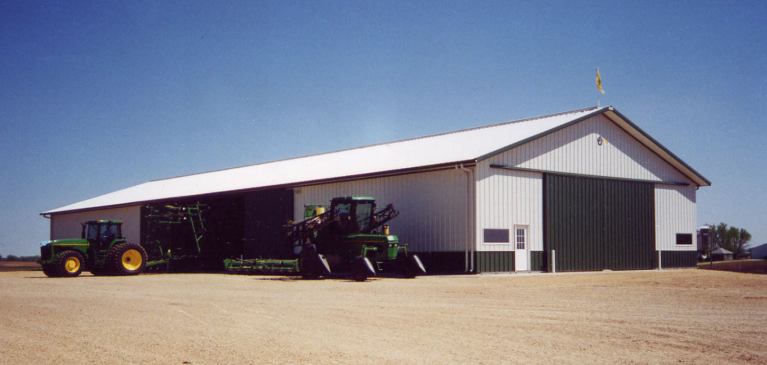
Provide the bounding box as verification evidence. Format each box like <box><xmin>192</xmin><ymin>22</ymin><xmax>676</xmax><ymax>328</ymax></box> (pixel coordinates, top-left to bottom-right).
<box><xmin>552</xmin><ymin>249</ymin><xmax>556</xmax><ymax>273</ymax></box>
<box><xmin>658</xmin><ymin>250</ymin><xmax>662</xmax><ymax>270</ymax></box>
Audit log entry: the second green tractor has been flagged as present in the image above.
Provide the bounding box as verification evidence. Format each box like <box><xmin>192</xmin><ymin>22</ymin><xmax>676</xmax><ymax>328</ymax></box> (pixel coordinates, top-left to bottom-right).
<box><xmin>39</xmin><ymin>220</ymin><xmax>147</xmax><ymax>278</ymax></box>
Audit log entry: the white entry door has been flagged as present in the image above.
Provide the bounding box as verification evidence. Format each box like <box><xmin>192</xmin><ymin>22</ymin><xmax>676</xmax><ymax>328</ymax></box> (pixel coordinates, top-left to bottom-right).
<box><xmin>514</xmin><ymin>225</ymin><xmax>529</xmax><ymax>271</ymax></box>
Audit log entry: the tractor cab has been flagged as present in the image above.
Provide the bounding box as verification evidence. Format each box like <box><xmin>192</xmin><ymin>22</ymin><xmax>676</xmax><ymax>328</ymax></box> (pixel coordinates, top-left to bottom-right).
<box><xmin>81</xmin><ymin>220</ymin><xmax>123</xmax><ymax>251</ymax></box>
<box><xmin>328</xmin><ymin>196</ymin><xmax>376</xmax><ymax>235</ymax></box>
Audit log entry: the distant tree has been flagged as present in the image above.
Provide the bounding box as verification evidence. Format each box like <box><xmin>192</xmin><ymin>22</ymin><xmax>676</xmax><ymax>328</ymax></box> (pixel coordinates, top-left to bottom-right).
<box><xmin>708</xmin><ymin>223</ymin><xmax>728</xmax><ymax>252</ymax></box>
<box><xmin>6</xmin><ymin>255</ymin><xmax>19</xmax><ymax>261</ymax></box>
<box><xmin>0</xmin><ymin>254</ymin><xmax>3</xmax><ymax>261</ymax></box>
<box><xmin>708</xmin><ymin>222</ymin><xmax>752</xmax><ymax>259</ymax></box>
<box><xmin>725</xmin><ymin>228</ymin><xmax>752</xmax><ymax>259</ymax></box>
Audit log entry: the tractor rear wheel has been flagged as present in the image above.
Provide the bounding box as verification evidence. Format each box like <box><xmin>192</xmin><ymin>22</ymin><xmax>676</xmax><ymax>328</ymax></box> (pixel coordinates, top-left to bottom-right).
<box><xmin>107</xmin><ymin>243</ymin><xmax>148</xmax><ymax>276</ymax></box>
<box><xmin>42</xmin><ymin>264</ymin><xmax>58</xmax><ymax>278</ymax></box>
<box><xmin>55</xmin><ymin>250</ymin><xmax>84</xmax><ymax>278</ymax></box>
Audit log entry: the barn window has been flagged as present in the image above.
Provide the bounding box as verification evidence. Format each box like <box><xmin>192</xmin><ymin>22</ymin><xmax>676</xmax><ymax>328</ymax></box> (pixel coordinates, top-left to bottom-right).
<box><xmin>676</xmin><ymin>233</ymin><xmax>693</xmax><ymax>245</ymax></box>
<box><xmin>484</xmin><ymin>229</ymin><xmax>509</xmax><ymax>243</ymax></box>
<box><xmin>515</xmin><ymin>226</ymin><xmax>527</xmax><ymax>250</ymax></box>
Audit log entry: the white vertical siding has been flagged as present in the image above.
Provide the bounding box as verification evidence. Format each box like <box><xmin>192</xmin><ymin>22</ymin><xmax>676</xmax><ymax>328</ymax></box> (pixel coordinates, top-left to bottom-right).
<box><xmin>654</xmin><ymin>185</ymin><xmax>697</xmax><ymax>251</ymax></box>
<box><xmin>475</xmin><ymin>113</ymin><xmax>697</xmax><ymax>254</ymax></box>
<box><xmin>475</xmin><ymin>169</ymin><xmax>543</xmax><ymax>253</ymax></box>
<box><xmin>485</xmin><ymin>114</ymin><xmax>690</xmax><ymax>183</ymax></box>
<box><xmin>294</xmin><ymin>169</ymin><xmax>471</xmax><ymax>253</ymax></box>
<box><xmin>50</xmin><ymin>206</ymin><xmax>142</xmax><ymax>244</ymax></box>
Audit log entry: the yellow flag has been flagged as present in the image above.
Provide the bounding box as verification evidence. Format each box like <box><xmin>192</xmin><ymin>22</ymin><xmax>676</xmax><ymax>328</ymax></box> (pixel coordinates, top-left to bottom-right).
<box><xmin>596</xmin><ymin>68</ymin><xmax>605</xmax><ymax>94</ymax></box>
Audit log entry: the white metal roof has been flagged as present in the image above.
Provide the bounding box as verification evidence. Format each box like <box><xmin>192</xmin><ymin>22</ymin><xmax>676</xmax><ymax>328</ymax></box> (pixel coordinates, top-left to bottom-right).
<box><xmin>712</xmin><ymin>248</ymin><xmax>733</xmax><ymax>254</ymax></box>
<box><xmin>43</xmin><ymin>106</ymin><xmax>710</xmax><ymax>215</ymax></box>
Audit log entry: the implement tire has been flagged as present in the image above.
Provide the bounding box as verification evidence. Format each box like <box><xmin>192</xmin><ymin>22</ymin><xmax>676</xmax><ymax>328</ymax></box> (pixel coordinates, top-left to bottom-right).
<box><xmin>42</xmin><ymin>264</ymin><xmax>58</xmax><ymax>278</ymax></box>
<box><xmin>300</xmin><ymin>244</ymin><xmax>331</xmax><ymax>279</ymax></box>
<box><xmin>299</xmin><ymin>244</ymin><xmax>318</xmax><ymax>279</ymax></box>
<box><xmin>107</xmin><ymin>242</ymin><xmax>147</xmax><ymax>276</ymax></box>
<box><xmin>403</xmin><ymin>254</ymin><xmax>426</xmax><ymax>278</ymax></box>
<box><xmin>55</xmin><ymin>250</ymin><xmax>84</xmax><ymax>278</ymax></box>
<box><xmin>351</xmin><ymin>256</ymin><xmax>376</xmax><ymax>282</ymax></box>
<box><xmin>397</xmin><ymin>248</ymin><xmax>410</xmax><ymax>276</ymax></box>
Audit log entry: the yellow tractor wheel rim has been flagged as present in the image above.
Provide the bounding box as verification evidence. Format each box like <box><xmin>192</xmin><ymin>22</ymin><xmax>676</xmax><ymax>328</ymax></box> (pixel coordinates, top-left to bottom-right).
<box><xmin>65</xmin><ymin>257</ymin><xmax>81</xmax><ymax>273</ymax></box>
<box><xmin>121</xmin><ymin>249</ymin><xmax>143</xmax><ymax>271</ymax></box>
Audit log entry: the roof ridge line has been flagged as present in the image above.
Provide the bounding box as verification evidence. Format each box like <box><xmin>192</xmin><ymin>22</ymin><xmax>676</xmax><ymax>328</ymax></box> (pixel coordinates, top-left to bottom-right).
<box><xmin>150</xmin><ymin>106</ymin><xmax>600</xmax><ymax>182</ymax></box>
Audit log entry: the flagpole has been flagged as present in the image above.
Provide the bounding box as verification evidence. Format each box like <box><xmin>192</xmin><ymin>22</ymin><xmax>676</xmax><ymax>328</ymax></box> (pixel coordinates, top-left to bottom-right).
<box><xmin>597</xmin><ymin>68</ymin><xmax>600</xmax><ymax>108</ymax></box>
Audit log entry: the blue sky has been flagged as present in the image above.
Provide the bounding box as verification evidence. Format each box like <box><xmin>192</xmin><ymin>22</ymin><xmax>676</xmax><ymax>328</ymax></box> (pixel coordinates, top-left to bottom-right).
<box><xmin>1</xmin><ymin>0</ymin><xmax>765</xmax><ymax>256</ymax></box>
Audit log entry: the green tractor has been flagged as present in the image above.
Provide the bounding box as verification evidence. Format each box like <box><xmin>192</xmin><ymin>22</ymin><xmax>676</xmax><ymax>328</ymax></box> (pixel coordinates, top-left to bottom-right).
<box><xmin>226</xmin><ymin>196</ymin><xmax>426</xmax><ymax>281</ymax></box>
<box><xmin>304</xmin><ymin>196</ymin><xmax>425</xmax><ymax>281</ymax></box>
<box><xmin>39</xmin><ymin>220</ymin><xmax>147</xmax><ymax>277</ymax></box>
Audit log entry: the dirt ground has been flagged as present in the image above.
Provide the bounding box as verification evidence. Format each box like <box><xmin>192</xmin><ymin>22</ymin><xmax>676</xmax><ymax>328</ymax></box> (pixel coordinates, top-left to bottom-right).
<box><xmin>1</xmin><ymin>268</ymin><xmax>765</xmax><ymax>365</ymax></box>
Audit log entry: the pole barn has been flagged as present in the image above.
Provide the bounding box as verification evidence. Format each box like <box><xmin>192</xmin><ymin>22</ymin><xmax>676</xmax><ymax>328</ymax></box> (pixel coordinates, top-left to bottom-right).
<box><xmin>42</xmin><ymin>106</ymin><xmax>710</xmax><ymax>273</ymax></box>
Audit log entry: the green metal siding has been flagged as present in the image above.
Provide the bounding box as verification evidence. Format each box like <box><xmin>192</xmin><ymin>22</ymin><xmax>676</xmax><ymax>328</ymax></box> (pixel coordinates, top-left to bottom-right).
<box><xmin>603</xmin><ymin>179</ymin><xmax>655</xmax><ymax>270</ymax></box>
<box><xmin>544</xmin><ymin>174</ymin><xmax>655</xmax><ymax>272</ymax></box>
<box><xmin>476</xmin><ymin>251</ymin><xmax>515</xmax><ymax>273</ymax></box>
<box><xmin>411</xmin><ymin>252</ymin><xmax>467</xmax><ymax>273</ymax></box>
<box><xmin>657</xmin><ymin>251</ymin><xmax>697</xmax><ymax>268</ymax></box>
<box><xmin>414</xmin><ymin>251</ymin><xmax>518</xmax><ymax>273</ymax></box>
<box><xmin>530</xmin><ymin>251</ymin><xmax>545</xmax><ymax>271</ymax></box>
<box><xmin>545</xmin><ymin>174</ymin><xmax>604</xmax><ymax>271</ymax></box>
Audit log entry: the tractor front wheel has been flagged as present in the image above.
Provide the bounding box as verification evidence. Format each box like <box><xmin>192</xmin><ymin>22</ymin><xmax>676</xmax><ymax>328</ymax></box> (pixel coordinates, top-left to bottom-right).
<box><xmin>55</xmin><ymin>250</ymin><xmax>84</xmax><ymax>278</ymax></box>
<box><xmin>107</xmin><ymin>243</ymin><xmax>148</xmax><ymax>276</ymax></box>
<box><xmin>42</xmin><ymin>264</ymin><xmax>58</xmax><ymax>278</ymax></box>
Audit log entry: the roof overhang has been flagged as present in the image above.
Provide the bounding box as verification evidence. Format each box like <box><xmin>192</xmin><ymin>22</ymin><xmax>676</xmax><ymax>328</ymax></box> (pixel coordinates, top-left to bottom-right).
<box><xmin>41</xmin><ymin>160</ymin><xmax>477</xmax><ymax>216</ymax></box>
<box><xmin>603</xmin><ymin>107</ymin><xmax>711</xmax><ymax>187</ymax></box>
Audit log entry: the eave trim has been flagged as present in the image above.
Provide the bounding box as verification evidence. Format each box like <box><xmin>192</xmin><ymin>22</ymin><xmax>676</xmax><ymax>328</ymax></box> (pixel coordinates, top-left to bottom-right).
<box><xmin>605</xmin><ymin>108</ymin><xmax>711</xmax><ymax>186</ymax></box>
<box><xmin>41</xmin><ymin>160</ymin><xmax>477</xmax><ymax>216</ymax></box>
<box><xmin>490</xmin><ymin>164</ymin><xmax>690</xmax><ymax>186</ymax></box>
